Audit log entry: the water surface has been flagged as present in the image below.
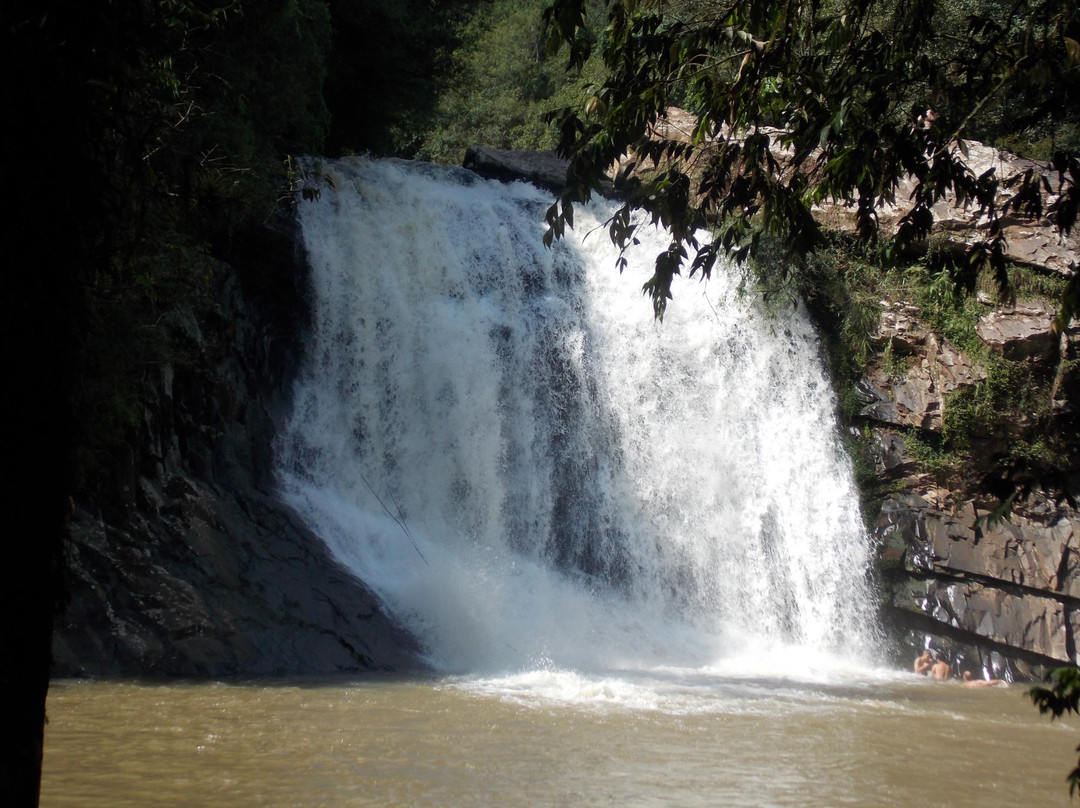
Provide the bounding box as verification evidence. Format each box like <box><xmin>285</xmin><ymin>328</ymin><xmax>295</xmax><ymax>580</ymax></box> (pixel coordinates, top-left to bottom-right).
<box><xmin>43</xmin><ymin>673</ymin><xmax>1075</xmax><ymax>807</ymax></box>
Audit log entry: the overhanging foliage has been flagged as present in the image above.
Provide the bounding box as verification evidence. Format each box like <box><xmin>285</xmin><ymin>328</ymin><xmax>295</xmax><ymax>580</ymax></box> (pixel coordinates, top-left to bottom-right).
<box><xmin>541</xmin><ymin>0</ymin><xmax>1078</xmax><ymax>321</ymax></box>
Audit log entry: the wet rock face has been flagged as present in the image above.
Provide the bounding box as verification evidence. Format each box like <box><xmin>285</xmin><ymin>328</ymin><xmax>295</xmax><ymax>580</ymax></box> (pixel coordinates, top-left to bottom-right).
<box><xmin>53</xmin><ymin>217</ymin><xmax>422</xmax><ymax>677</ymax></box>
<box><xmin>876</xmin><ymin>487</ymin><xmax>1079</xmax><ymax>670</ymax></box>
<box><xmin>56</xmin><ymin>481</ymin><xmax>419</xmax><ymax>676</ymax></box>
<box><xmin>463</xmin><ymin>146</ymin><xmax>576</xmax><ymax>194</ymax></box>
<box><xmin>863</xmin><ymin>429</ymin><xmax>916</xmax><ymax>477</ymax></box>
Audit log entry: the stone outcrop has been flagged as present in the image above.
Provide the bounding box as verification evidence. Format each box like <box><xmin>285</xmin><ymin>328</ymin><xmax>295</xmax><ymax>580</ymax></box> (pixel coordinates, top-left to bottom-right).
<box><xmin>816</xmin><ymin>138</ymin><xmax>1079</xmax><ymax>278</ymax></box>
<box><xmin>863</xmin><ymin>295</ymin><xmax>1078</xmax><ymax>678</ymax></box>
<box><xmin>57</xmin><ymin>484</ymin><xmax>418</xmax><ymax>676</ymax></box>
<box><xmin>464</xmin><ymin>146</ymin><xmax>580</xmax><ymax>194</ymax></box>
<box><xmin>976</xmin><ymin>301</ymin><xmax>1059</xmax><ymax>361</ymax></box>
<box><xmin>859</xmin><ymin>304</ymin><xmax>985</xmax><ymax>432</ymax></box>
<box><xmin>52</xmin><ymin>216</ymin><xmax>422</xmax><ymax>677</ymax></box>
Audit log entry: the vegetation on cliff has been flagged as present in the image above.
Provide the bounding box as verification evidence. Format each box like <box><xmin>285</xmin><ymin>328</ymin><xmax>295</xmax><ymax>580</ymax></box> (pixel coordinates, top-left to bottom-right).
<box><xmin>802</xmin><ymin>245</ymin><xmax>1075</xmax><ymax>510</ymax></box>
<box><xmin>540</xmin><ymin>0</ymin><xmax>1077</xmax><ymax>313</ymax></box>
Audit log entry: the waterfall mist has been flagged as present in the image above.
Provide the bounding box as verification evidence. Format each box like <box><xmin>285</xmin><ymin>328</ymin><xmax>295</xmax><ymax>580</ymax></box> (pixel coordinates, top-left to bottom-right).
<box><xmin>277</xmin><ymin>157</ymin><xmax>879</xmax><ymax>677</ymax></box>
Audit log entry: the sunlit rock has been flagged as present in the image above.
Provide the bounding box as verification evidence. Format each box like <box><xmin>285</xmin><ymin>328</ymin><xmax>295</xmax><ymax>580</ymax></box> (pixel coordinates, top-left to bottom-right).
<box><xmin>861</xmin><ymin>331</ymin><xmax>983</xmax><ymax>431</ymax></box>
<box><xmin>976</xmin><ymin>301</ymin><xmax>1058</xmax><ymax>361</ymax></box>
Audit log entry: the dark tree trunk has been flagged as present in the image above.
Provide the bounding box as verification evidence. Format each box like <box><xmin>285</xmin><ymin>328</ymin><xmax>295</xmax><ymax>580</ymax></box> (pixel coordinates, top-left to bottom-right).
<box><xmin>2</xmin><ymin>4</ymin><xmax>90</xmax><ymax>802</ymax></box>
<box><xmin>1</xmin><ymin>217</ymin><xmax>74</xmax><ymax>804</ymax></box>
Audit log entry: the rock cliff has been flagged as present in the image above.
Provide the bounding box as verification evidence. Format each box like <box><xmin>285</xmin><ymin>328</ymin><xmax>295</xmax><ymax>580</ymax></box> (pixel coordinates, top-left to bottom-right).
<box><xmin>52</xmin><ymin>216</ymin><xmax>421</xmax><ymax>677</ymax></box>
<box><xmin>57</xmin><ymin>138</ymin><xmax>1075</xmax><ymax>681</ymax></box>
<box><xmin>862</xmin><ymin>297</ymin><xmax>1078</xmax><ymax>678</ymax></box>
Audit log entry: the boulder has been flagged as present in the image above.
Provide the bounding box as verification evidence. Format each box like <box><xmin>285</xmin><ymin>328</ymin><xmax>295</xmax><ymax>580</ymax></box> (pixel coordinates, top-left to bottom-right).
<box><xmin>55</xmin><ymin>481</ymin><xmax>421</xmax><ymax>677</ymax></box>
<box><xmin>463</xmin><ymin>146</ymin><xmax>572</xmax><ymax>193</ymax></box>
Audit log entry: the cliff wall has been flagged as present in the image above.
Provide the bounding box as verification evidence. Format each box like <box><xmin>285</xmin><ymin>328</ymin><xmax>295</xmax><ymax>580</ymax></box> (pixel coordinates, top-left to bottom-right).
<box><xmin>861</xmin><ymin>299</ymin><xmax>1078</xmax><ymax>678</ymax></box>
<box><xmin>55</xmin><ymin>143</ymin><xmax>1077</xmax><ymax>681</ymax></box>
<box><xmin>52</xmin><ymin>217</ymin><xmax>421</xmax><ymax>677</ymax></box>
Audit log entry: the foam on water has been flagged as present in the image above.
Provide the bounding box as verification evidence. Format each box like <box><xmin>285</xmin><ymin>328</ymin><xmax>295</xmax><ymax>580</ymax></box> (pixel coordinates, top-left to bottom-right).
<box><xmin>450</xmin><ymin>661</ymin><xmax>918</xmax><ymax>716</ymax></box>
<box><xmin>277</xmin><ymin>156</ymin><xmax>881</xmax><ymax>688</ymax></box>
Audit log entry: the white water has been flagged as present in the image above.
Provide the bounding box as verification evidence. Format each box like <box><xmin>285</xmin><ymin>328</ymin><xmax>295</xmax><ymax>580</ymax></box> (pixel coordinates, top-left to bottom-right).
<box><xmin>277</xmin><ymin>157</ymin><xmax>880</xmax><ymax>694</ymax></box>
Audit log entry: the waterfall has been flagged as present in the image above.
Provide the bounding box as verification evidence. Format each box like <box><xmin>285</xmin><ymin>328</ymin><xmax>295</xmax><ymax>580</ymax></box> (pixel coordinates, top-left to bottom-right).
<box><xmin>277</xmin><ymin>157</ymin><xmax>878</xmax><ymax>676</ymax></box>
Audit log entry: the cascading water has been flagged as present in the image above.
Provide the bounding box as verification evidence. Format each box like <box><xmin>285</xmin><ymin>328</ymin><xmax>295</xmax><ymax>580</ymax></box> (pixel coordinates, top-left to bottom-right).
<box><xmin>277</xmin><ymin>157</ymin><xmax>879</xmax><ymax>680</ymax></box>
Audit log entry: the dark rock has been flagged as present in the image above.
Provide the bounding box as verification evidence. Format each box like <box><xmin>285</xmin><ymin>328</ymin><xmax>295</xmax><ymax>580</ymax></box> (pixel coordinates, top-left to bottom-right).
<box><xmin>857</xmin><ymin>378</ymin><xmax>902</xmax><ymax>426</ymax></box>
<box><xmin>463</xmin><ymin>146</ymin><xmax>571</xmax><ymax>193</ymax></box>
<box><xmin>463</xmin><ymin>145</ymin><xmax>622</xmax><ymax>198</ymax></box>
<box><xmin>875</xmin><ymin>486</ymin><xmax>1080</xmax><ymax>667</ymax></box>
<box><xmin>866</xmin><ymin>428</ymin><xmax>916</xmax><ymax>476</ymax></box>
<box><xmin>924</xmin><ymin>578</ymin><xmax>1070</xmax><ymax>661</ymax></box>
<box><xmin>53</xmin><ymin>216</ymin><xmax>422</xmax><ymax>678</ymax></box>
<box><xmin>876</xmin><ymin>493</ymin><xmax>933</xmax><ymax>571</ymax></box>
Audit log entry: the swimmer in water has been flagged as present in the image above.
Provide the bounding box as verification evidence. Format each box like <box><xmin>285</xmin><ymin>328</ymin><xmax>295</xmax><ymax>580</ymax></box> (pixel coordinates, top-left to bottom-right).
<box><xmin>914</xmin><ymin>650</ymin><xmax>933</xmax><ymax>675</ymax></box>
<box><xmin>930</xmin><ymin>656</ymin><xmax>951</xmax><ymax>680</ymax></box>
<box><xmin>962</xmin><ymin>670</ymin><xmax>1005</xmax><ymax>687</ymax></box>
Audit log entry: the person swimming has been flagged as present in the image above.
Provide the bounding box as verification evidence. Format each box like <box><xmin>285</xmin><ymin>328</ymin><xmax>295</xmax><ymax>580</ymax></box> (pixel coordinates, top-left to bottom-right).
<box><xmin>929</xmin><ymin>655</ymin><xmax>951</xmax><ymax>680</ymax></box>
<box><xmin>962</xmin><ymin>670</ymin><xmax>1005</xmax><ymax>687</ymax></box>
<box><xmin>914</xmin><ymin>650</ymin><xmax>933</xmax><ymax>675</ymax></box>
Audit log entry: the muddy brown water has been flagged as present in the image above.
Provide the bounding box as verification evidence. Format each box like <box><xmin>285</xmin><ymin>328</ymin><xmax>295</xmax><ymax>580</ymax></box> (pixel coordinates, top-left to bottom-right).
<box><xmin>41</xmin><ymin>673</ymin><xmax>1076</xmax><ymax>807</ymax></box>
